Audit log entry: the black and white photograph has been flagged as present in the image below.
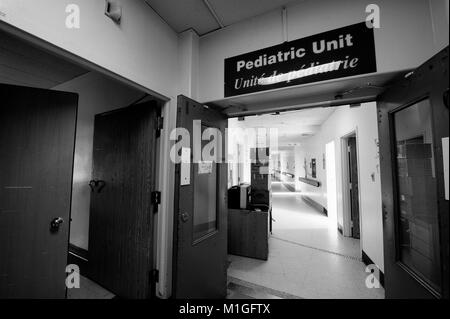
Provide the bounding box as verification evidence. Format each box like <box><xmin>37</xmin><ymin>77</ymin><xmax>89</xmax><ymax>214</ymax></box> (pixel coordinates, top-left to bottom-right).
<box><xmin>0</xmin><ymin>0</ymin><xmax>448</xmax><ymax>313</ymax></box>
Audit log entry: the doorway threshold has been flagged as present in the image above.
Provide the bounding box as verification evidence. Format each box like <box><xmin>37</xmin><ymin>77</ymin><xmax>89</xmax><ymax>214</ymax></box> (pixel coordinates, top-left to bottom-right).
<box><xmin>227</xmin><ymin>276</ymin><xmax>302</xmax><ymax>299</ymax></box>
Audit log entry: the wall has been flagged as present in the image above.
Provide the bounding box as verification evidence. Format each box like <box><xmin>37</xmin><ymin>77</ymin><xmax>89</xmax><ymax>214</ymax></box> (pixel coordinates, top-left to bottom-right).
<box><xmin>0</xmin><ymin>0</ymin><xmax>178</xmax><ymax>98</ymax></box>
<box><xmin>52</xmin><ymin>72</ymin><xmax>143</xmax><ymax>250</ymax></box>
<box><xmin>198</xmin><ymin>0</ymin><xmax>448</xmax><ymax>102</ymax></box>
<box><xmin>0</xmin><ymin>0</ymin><xmax>182</xmax><ymax>297</ymax></box>
<box><xmin>294</xmin><ymin>102</ymin><xmax>384</xmax><ymax>271</ymax></box>
<box><xmin>178</xmin><ymin>29</ymin><xmax>200</xmax><ymax>100</ymax></box>
<box><xmin>277</xmin><ymin>149</ymin><xmax>295</xmax><ymax>184</ymax></box>
<box><xmin>429</xmin><ymin>0</ymin><xmax>450</xmax><ymax>51</ymax></box>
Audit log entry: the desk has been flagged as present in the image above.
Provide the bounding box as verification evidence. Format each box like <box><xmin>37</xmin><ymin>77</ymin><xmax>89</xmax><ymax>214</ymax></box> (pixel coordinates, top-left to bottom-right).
<box><xmin>228</xmin><ymin>208</ymin><xmax>270</xmax><ymax>260</ymax></box>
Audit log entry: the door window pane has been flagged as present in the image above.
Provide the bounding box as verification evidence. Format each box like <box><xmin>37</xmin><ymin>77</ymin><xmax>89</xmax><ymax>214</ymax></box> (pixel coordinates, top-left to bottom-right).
<box><xmin>393</xmin><ymin>99</ymin><xmax>441</xmax><ymax>293</ymax></box>
<box><xmin>193</xmin><ymin>125</ymin><xmax>218</xmax><ymax>242</ymax></box>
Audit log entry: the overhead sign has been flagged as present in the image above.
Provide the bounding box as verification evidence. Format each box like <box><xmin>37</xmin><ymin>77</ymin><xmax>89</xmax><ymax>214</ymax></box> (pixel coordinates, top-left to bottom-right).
<box><xmin>224</xmin><ymin>22</ymin><xmax>376</xmax><ymax>97</ymax></box>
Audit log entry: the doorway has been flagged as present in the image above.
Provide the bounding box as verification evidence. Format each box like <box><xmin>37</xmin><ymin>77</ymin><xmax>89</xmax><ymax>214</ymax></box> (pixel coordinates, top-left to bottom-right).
<box><xmin>224</xmin><ymin>105</ymin><xmax>382</xmax><ymax>299</ymax></box>
<box><xmin>342</xmin><ymin>132</ymin><xmax>361</xmax><ymax>240</ymax></box>
<box><xmin>325</xmin><ymin>141</ymin><xmax>338</xmax><ymax>227</ymax></box>
<box><xmin>0</xmin><ymin>26</ymin><xmax>166</xmax><ymax>299</ymax></box>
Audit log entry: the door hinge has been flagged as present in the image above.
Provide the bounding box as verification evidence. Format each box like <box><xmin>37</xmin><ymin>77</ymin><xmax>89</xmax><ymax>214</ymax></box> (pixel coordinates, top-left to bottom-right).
<box><xmin>156</xmin><ymin>116</ymin><xmax>164</xmax><ymax>137</ymax></box>
<box><xmin>151</xmin><ymin>191</ymin><xmax>161</xmax><ymax>213</ymax></box>
<box><xmin>349</xmin><ymin>182</ymin><xmax>352</xmax><ymax>190</ymax></box>
<box><xmin>350</xmin><ymin>220</ymin><xmax>354</xmax><ymax>228</ymax></box>
<box><xmin>151</xmin><ymin>269</ymin><xmax>159</xmax><ymax>283</ymax></box>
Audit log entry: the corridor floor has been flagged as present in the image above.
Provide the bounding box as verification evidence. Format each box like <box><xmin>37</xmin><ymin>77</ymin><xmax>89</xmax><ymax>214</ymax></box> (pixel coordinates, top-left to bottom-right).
<box><xmin>227</xmin><ymin>182</ymin><xmax>385</xmax><ymax>299</ymax></box>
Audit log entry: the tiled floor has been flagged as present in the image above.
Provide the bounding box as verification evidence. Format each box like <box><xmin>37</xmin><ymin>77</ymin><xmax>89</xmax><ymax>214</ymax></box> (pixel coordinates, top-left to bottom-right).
<box><xmin>271</xmin><ymin>182</ymin><xmax>361</xmax><ymax>259</ymax></box>
<box><xmin>227</xmin><ymin>182</ymin><xmax>385</xmax><ymax>299</ymax></box>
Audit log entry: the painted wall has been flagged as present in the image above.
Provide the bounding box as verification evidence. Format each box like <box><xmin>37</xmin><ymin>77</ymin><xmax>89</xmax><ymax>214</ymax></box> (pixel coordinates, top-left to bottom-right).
<box><xmin>52</xmin><ymin>72</ymin><xmax>143</xmax><ymax>250</ymax></box>
<box><xmin>277</xmin><ymin>149</ymin><xmax>295</xmax><ymax>184</ymax></box>
<box><xmin>429</xmin><ymin>0</ymin><xmax>450</xmax><ymax>51</ymax></box>
<box><xmin>198</xmin><ymin>0</ymin><xmax>448</xmax><ymax>102</ymax></box>
<box><xmin>294</xmin><ymin>102</ymin><xmax>384</xmax><ymax>271</ymax></box>
<box><xmin>178</xmin><ymin>29</ymin><xmax>200</xmax><ymax>100</ymax></box>
<box><xmin>0</xmin><ymin>0</ymin><xmax>178</xmax><ymax>98</ymax></box>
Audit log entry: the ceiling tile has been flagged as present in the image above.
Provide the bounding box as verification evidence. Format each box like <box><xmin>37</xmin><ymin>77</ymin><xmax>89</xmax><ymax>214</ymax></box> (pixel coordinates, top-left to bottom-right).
<box><xmin>229</xmin><ymin>107</ymin><xmax>335</xmax><ymax>146</ymax></box>
<box><xmin>209</xmin><ymin>0</ymin><xmax>299</xmax><ymax>27</ymax></box>
<box><xmin>145</xmin><ymin>0</ymin><xmax>220</xmax><ymax>35</ymax></box>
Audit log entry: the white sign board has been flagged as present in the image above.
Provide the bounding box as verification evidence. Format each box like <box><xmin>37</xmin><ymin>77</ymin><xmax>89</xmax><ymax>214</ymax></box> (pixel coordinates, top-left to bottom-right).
<box><xmin>181</xmin><ymin>147</ymin><xmax>191</xmax><ymax>186</ymax></box>
<box><xmin>443</xmin><ymin>137</ymin><xmax>449</xmax><ymax>200</ymax></box>
<box><xmin>198</xmin><ymin>161</ymin><xmax>213</xmax><ymax>175</ymax></box>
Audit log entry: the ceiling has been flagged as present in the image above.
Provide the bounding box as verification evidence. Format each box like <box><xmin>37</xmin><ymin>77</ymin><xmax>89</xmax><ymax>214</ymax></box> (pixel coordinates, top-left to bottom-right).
<box><xmin>229</xmin><ymin>107</ymin><xmax>335</xmax><ymax>148</ymax></box>
<box><xmin>0</xmin><ymin>29</ymin><xmax>88</xmax><ymax>89</ymax></box>
<box><xmin>144</xmin><ymin>0</ymin><xmax>300</xmax><ymax>35</ymax></box>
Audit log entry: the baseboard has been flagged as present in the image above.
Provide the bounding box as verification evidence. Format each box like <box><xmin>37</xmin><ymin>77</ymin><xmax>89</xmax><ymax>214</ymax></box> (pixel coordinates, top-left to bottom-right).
<box><xmin>68</xmin><ymin>243</ymin><xmax>88</xmax><ymax>276</ymax></box>
<box><xmin>362</xmin><ymin>250</ymin><xmax>384</xmax><ymax>287</ymax></box>
<box><xmin>301</xmin><ymin>195</ymin><xmax>327</xmax><ymax>216</ymax></box>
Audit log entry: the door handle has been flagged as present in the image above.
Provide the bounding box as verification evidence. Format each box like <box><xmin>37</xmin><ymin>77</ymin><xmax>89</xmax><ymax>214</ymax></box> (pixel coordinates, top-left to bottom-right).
<box><xmin>181</xmin><ymin>212</ymin><xmax>189</xmax><ymax>223</ymax></box>
<box><xmin>89</xmin><ymin>180</ymin><xmax>106</xmax><ymax>193</ymax></box>
<box><xmin>382</xmin><ymin>204</ymin><xmax>388</xmax><ymax>221</ymax></box>
<box><xmin>50</xmin><ymin>217</ymin><xmax>64</xmax><ymax>232</ymax></box>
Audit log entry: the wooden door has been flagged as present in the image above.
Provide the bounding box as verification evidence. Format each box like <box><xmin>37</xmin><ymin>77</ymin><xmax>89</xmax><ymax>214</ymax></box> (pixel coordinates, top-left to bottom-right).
<box><xmin>378</xmin><ymin>47</ymin><xmax>449</xmax><ymax>298</ymax></box>
<box><xmin>0</xmin><ymin>84</ymin><xmax>77</xmax><ymax>298</ymax></box>
<box><xmin>348</xmin><ymin>136</ymin><xmax>360</xmax><ymax>239</ymax></box>
<box><xmin>172</xmin><ymin>95</ymin><xmax>228</xmax><ymax>298</ymax></box>
<box><xmin>88</xmin><ymin>101</ymin><xmax>159</xmax><ymax>299</ymax></box>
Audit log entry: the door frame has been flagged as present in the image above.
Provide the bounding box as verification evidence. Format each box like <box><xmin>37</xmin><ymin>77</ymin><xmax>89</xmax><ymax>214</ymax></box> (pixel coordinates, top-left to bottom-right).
<box><xmin>341</xmin><ymin>129</ymin><xmax>363</xmax><ymax>243</ymax></box>
<box><xmin>0</xmin><ymin>21</ymin><xmax>175</xmax><ymax>299</ymax></box>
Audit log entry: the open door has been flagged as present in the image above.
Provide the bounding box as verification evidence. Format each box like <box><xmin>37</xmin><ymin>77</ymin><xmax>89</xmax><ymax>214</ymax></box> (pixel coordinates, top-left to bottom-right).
<box><xmin>88</xmin><ymin>101</ymin><xmax>159</xmax><ymax>299</ymax></box>
<box><xmin>378</xmin><ymin>47</ymin><xmax>449</xmax><ymax>299</ymax></box>
<box><xmin>172</xmin><ymin>95</ymin><xmax>228</xmax><ymax>298</ymax></box>
<box><xmin>0</xmin><ymin>84</ymin><xmax>78</xmax><ymax>298</ymax></box>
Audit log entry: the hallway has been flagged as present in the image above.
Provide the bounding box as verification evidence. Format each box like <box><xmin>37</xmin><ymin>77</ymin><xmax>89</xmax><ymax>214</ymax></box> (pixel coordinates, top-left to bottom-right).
<box><xmin>227</xmin><ymin>182</ymin><xmax>385</xmax><ymax>299</ymax></box>
<box><xmin>270</xmin><ymin>182</ymin><xmax>361</xmax><ymax>259</ymax></box>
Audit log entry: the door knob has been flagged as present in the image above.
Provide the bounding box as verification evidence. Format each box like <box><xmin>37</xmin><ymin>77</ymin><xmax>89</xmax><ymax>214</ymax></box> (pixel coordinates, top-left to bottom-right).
<box><xmin>50</xmin><ymin>217</ymin><xmax>64</xmax><ymax>232</ymax></box>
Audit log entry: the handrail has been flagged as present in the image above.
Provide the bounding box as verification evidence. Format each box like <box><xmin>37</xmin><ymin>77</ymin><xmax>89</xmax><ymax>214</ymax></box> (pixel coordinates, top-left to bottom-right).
<box><xmin>298</xmin><ymin>177</ymin><xmax>320</xmax><ymax>187</ymax></box>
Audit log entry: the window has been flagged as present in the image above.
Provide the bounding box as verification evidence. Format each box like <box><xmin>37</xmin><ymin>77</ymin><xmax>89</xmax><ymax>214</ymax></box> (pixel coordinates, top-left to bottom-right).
<box><xmin>393</xmin><ymin>99</ymin><xmax>441</xmax><ymax>294</ymax></box>
<box><xmin>193</xmin><ymin>124</ymin><xmax>218</xmax><ymax>242</ymax></box>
